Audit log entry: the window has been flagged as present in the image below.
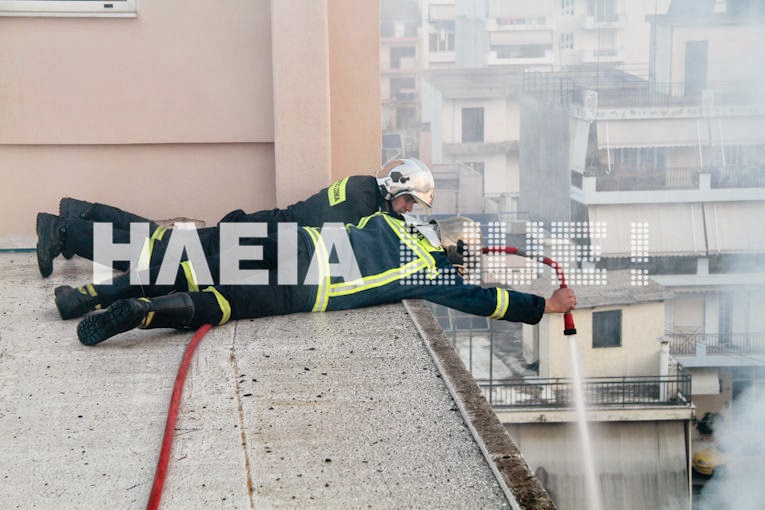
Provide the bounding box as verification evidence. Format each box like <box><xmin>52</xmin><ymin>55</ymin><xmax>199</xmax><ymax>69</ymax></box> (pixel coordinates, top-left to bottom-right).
<box><xmin>429</xmin><ymin>20</ymin><xmax>455</xmax><ymax>52</ymax></box>
<box><xmin>390</xmin><ymin>47</ymin><xmax>416</xmax><ymax>69</ymax></box>
<box><xmin>588</xmin><ymin>0</ymin><xmax>617</xmax><ymax>21</ymax></box>
<box><xmin>381</xmin><ymin>22</ymin><xmax>395</xmax><ymax>38</ymax></box>
<box><xmin>0</xmin><ymin>0</ymin><xmax>136</xmax><ymax>17</ymax></box>
<box><xmin>461</xmin><ymin>107</ymin><xmax>484</xmax><ymax>143</ymax></box>
<box><xmin>464</xmin><ymin>161</ymin><xmax>485</xmax><ymax>176</ymax></box>
<box><xmin>560</xmin><ymin>33</ymin><xmax>574</xmax><ymax>50</ymax></box>
<box><xmin>562</xmin><ymin>0</ymin><xmax>574</xmax><ymax>16</ymax></box>
<box><xmin>592</xmin><ymin>310</ymin><xmax>621</xmax><ymax>348</ymax></box>
<box><xmin>395</xmin><ymin>107</ymin><xmax>416</xmax><ymax>128</ymax></box>
<box><xmin>391</xmin><ymin>77</ymin><xmax>416</xmax><ymax>101</ymax></box>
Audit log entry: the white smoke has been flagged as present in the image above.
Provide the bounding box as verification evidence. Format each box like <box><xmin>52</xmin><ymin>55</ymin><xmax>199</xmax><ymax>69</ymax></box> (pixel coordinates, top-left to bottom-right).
<box><xmin>697</xmin><ymin>386</ymin><xmax>765</xmax><ymax>510</ymax></box>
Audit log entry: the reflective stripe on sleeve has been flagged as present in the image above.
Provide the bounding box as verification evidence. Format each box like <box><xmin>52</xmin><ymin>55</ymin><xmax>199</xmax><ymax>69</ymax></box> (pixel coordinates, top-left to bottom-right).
<box><xmin>490</xmin><ymin>288</ymin><xmax>510</xmax><ymax>319</ymax></box>
<box><xmin>304</xmin><ymin>227</ymin><xmax>331</xmax><ymax>312</ymax></box>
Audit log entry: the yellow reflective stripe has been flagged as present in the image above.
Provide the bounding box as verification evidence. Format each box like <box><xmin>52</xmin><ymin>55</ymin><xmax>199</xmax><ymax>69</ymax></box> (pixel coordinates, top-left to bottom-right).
<box><xmin>180</xmin><ymin>260</ymin><xmax>199</xmax><ymax>292</ymax></box>
<box><xmin>490</xmin><ymin>288</ymin><xmax>510</xmax><ymax>319</ymax></box>
<box><xmin>355</xmin><ymin>212</ymin><xmax>379</xmax><ymax>230</ymax></box>
<box><xmin>304</xmin><ymin>227</ymin><xmax>331</xmax><ymax>312</ymax></box>
<box><xmin>328</xmin><ymin>259</ymin><xmax>428</xmax><ymax>297</ymax></box>
<box><xmin>151</xmin><ymin>226</ymin><xmax>168</xmax><ymax>241</ymax></box>
<box><xmin>140</xmin><ymin>311</ymin><xmax>155</xmax><ymax>328</ymax></box>
<box><xmin>84</xmin><ymin>284</ymin><xmax>97</xmax><ymax>297</ymax></box>
<box><xmin>137</xmin><ymin>298</ymin><xmax>153</xmax><ymax>327</ymax></box>
<box><xmin>382</xmin><ymin>214</ymin><xmax>438</xmax><ymax>278</ymax></box>
<box><xmin>203</xmin><ymin>286</ymin><xmax>231</xmax><ymax>325</ymax></box>
<box><xmin>137</xmin><ymin>226</ymin><xmax>169</xmax><ymax>272</ymax></box>
<box><xmin>328</xmin><ymin>177</ymin><xmax>350</xmax><ymax>206</ymax></box>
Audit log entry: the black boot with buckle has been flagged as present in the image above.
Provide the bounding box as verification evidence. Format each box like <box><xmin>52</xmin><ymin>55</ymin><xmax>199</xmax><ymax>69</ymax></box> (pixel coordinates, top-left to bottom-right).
<box><xmin>77</xmin><ymin>293</ymin><xmax>197</xmax><ymax>346</ymax></box>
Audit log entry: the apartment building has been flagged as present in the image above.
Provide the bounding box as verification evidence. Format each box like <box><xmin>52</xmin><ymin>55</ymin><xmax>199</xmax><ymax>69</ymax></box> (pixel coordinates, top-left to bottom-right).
<box><xmin>414</xmin><ymin>0</ymin><xmax>670</xmax><ymax>220</ymax></box>
<box><xmin>381</xmin><ymin>0</ymin><xmax>422</xmax><ymax>162</ymax></box>
<box><xmin>521</xmin><ymin>0</ymin><xmax>765</xmax><ymax>447</ymax></box>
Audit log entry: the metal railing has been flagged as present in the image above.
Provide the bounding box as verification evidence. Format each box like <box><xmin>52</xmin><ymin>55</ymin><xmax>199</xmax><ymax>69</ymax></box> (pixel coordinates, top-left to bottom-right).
<box><xmin>585</xmin><ymin>165</ymin><xmax>765</xmax><ymax>191</ymax></box>
<box><xmin>477</xmin><ymin>371</ymin><xmax>691</xmax><ymax>409</ymax></box>
<box><xmin>523</xmin><ymin>72</ymin><xmax>761</xmax><ymax>109</ymax></box>
<box><xmin>667</xmin><ymin>333</ymin><xmax>765</xmax><ymax>356</ymax></box>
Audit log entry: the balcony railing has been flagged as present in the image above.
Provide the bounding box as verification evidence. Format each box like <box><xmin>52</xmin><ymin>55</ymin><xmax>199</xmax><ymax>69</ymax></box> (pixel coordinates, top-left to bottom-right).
<box><xmin>477</xmin><ymin>371</ymin><xmax>691</xmax><ymax>409</ymax></box>
<box><xmin>667</xmin><ymin>333</ymin><xmax>765</xmax><ymax>356</ymax></box>
<box><xmin>586</xmin><ymin>166</ymin><xmax>699</xmax><ymax>191</ymax></box>
<box><xmin>585</xmin><ymin>165</ymin><xmax>765</xmax><ymax>191</ymax></box>
<box><xmin>523</xmin><ymin>73</ymin><xmax>762</xmax><ymax>110</ymax></box>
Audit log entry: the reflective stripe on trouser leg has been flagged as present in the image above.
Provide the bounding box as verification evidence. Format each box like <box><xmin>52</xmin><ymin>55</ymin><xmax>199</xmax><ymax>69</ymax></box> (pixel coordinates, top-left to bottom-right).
<box><xmin>180</xmin><ymin>260</ymin><xmax>200</xmax><ymax>292</ymax></box>
<box><xmin>202</xmin><ymin>287</ymin><xmax>231</xmax><ymax>325</ymax></box>
<box><xmin>137</xmin><ymin>226</ymin><xmax>169</xmax><ymax>272</ymax></box>
<box><xmin>77</xmin><ymin>284</ymin><xmax>102</xmax><ymax>310</ymax></box>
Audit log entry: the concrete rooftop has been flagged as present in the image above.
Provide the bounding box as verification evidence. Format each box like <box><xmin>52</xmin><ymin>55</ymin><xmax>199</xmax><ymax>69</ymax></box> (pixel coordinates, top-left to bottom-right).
<box><xmin>0</xmin><ymin>253</ymin><xmax>554</xmax><ymax>509</ymax></box>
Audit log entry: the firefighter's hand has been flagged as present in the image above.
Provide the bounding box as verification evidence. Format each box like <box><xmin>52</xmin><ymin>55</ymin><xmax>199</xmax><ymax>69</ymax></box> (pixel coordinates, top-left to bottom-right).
<box><xmin>445</xmin><ymin>240</ymin><xmax>470</xmax><ymax>266</ymax></box>
<box><xmin>544</xmin><ymin>287</ymin><xmax>577</xmax><ymax>314</ymax></box>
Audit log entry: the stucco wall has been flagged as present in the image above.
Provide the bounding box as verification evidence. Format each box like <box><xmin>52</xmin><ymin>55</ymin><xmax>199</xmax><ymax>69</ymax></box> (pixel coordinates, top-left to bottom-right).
<box><xmin>545</xmin><ymin>301</ymin><xmax>665</xmax><ymax>378</ymax></box>
<box><xmin>0</xmin><ymin>0</ymin><xmax>381</xmax><ymax>247</ymax></box>
<box><xmin>505</xmin><ymin>420</ymin><xmax>689</xmax><ymax>510</ymax></box>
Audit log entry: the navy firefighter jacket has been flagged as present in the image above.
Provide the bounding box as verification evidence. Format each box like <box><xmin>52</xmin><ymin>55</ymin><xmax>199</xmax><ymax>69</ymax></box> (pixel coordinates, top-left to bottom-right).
<box><xmin>218</xmin><ymin>176</ymin><xmax>388</xmax><ymax>229</ymax></box>
<box><xmin>298</xmin><ymin>212</ymin><xmax>546</xmax><ymax>325</ymax></box>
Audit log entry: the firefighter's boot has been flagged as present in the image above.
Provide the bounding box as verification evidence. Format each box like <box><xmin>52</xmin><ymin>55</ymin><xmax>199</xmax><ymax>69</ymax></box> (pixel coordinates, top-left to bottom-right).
<box><xmin>59</xmin><ymin>198</ymin><xmax>94</xmax><ymax>258</ymax></box>
<box><xmin>55</xmin><ymin>274</ymin><xmax>145</xmax><ymax>320</ymax></box>
<box><xmin>59</xmin><ymin>197</ymin><xmax>94</xmax><ymax>221</ymax></box>
<box><xmin>36</xmin><ymin>213</ymin><xmax>67</xmax><ymax>278</ymax></box>
<box><xmin>77</xmin><ymin>293</ymin><xmax>195</xmax><ymax>346</ymax></box>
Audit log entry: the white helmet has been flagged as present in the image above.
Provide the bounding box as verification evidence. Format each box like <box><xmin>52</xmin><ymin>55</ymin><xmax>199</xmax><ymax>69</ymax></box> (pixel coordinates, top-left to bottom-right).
<box><xmin>377</xmin><ymin>158</ymin><xmax>435</xmax><ymax>208</ymax></box>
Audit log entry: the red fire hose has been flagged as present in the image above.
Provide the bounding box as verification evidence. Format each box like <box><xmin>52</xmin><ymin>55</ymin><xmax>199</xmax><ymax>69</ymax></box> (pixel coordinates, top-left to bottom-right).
<box><xmin>482</xmin><ymin>246</ymin><xmax>577</xmax><ymax>335</ymax></box>
<box><xmin>145</xmin><ymin>247</ymin><xmax>573</xmax><ymax>508</ymax></box>
<box><xmin>146</xmin><ymin>323</ymin><xmax>214</xmax><ymax>510</ymax></box>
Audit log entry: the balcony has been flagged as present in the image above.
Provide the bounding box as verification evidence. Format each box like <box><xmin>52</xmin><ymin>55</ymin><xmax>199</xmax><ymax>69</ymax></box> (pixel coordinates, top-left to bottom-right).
<box><xmin>584</xmin><ymin>165</ymin><xmax>765</xmax><ymax>192</ymax></box>
<box><xmin>477</xmin><ymin>371</ymin><xmax>692</xmax><ymax>409</ymax></box>
<box><xmin>581</xmin><ymin>14</ymin><xmax>625</xmax><ymax>30</ymax></box>
<box><xmin>486</xmin><ymin>17</ymin><xmax>552</xmax><ymax>32</ymax></box>
<box><xmin>580</xmin><ymin>47</ymin><xmax>624</xmax><ymax>64</ymax></box>
<box><xmin>586</xmin><ymin>166</ymin><xmax>699</xmax><ymax>191</ymax></box>
<box><xmin>443</xmin><ymin>140</ymin><xmax>518</xmax><ymax>156</ymax></box>
<box><xmin>668</xmin><ymin>333</ymin><xmax>765</xmax><ymax>356</ymax></box>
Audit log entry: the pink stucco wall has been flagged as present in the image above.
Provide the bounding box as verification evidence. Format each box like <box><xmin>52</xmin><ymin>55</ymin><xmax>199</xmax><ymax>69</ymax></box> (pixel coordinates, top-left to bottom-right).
<box><xmin>0</xmin><ymin>0</ymin><xmax>381</xmax><ymax>247</ymax></box>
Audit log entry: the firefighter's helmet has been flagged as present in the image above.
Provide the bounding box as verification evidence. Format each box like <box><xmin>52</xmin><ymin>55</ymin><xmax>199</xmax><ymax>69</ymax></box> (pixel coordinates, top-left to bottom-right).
<box><xmin>377</xmin><ymin>158</ymin><xmax>435</xmax><ymax>208</ymax></box>
<box><xmin>430</xmin><ymin>216</ymin><xmax>482</xmax><ymax>276</ymax></box>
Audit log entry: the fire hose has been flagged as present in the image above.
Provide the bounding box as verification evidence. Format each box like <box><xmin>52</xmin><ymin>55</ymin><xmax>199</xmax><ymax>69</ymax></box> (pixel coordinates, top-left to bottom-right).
<box><xmin>146</xmin><ymin>323</ymin><xmax>214</xmax><ymax>510</ymax></box>
<box><xmin>481</xmin><ymin>246</ymin><xmax>576</xmax><ymax>335</ymax></box>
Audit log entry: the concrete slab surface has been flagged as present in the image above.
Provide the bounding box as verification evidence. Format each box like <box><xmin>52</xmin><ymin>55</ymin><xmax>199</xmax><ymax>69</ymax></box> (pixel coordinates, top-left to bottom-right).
<box><xmin>0</xmin><ymin>253</ymin><xmax>542</xmax><ymax>509</ymax></box>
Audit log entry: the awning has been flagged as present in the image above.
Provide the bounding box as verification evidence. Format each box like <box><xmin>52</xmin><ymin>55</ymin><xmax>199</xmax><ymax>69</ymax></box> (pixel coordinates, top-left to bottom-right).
<box><xmin>705</xmin><ymin>202</ymin><xmax>765</xmax><ymax>253</ymax></box>
<box><xmin>596</xmin><ymin>115</ymin><xmax>765</xmax><ymax>149</ymax></box>
<box><xmin>488</xmin><ymin>0</ymin><xmax>545</xmax><ymax>18</ymax></box>
<box><xmin>490</xmin><ymin>31</ymin><xmax>551</xmax><ymax>45</ymax></box>
<box><xmin>570</xmin><ymin>117</ymin><xmax>591</xmax><ymax>173</ymax></box>
<box><xmin>428</xmin><ymin>3</ymin><xmax>454</xmax><ymax>21</ymax></box>
<box><xmin>588</xmin><ymin>204</ymin><xmax>707</xmax><ymax>257</ymax></box>
<box><xmin>597</xmin><ymin>118</ymin><xmax>701</xmax><ymax>149</ymax></box>
<box><xmin>707</xmin><ymin>116</ymin><xmax>765</xmax><ymax>146</ymax></box>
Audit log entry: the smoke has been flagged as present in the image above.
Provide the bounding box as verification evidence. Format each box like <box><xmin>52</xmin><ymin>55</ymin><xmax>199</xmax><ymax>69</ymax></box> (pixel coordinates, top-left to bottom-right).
<box><xmin>697</xmin><ymin>386</ymin><xmax>765</xmax><ymax>510</ymax></box>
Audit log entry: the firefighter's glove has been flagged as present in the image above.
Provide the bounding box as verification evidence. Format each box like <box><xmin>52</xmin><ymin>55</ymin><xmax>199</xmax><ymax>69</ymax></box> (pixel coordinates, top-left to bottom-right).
<box><xmin>446</xmin><ymin>240</ymin><xmax>471</xmax><ymax>276</ymax></box>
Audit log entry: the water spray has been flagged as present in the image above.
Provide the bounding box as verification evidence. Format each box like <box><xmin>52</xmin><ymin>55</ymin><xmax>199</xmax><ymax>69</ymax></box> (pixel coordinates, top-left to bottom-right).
<box><xmin>482</xmin><ymin>246</ymin><xmax>602</xmax><ymax>510</ymax></box>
